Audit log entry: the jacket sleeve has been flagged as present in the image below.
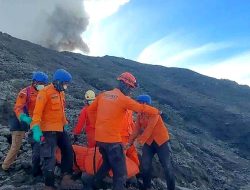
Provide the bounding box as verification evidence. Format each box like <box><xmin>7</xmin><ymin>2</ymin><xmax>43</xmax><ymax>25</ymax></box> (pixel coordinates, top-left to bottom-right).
<box><xmin>62</xmin><ymin>92</ymin><xmax>68</xmax><ymax>125</ymax></box>
<box><xmin>128</xmin><ymin>116</ymin><xmax>141</xmax><ymax>145</ymax></box>
<box><xmin>137</xmin><ymin>114</ymin><xmax>159</xmax><ymax>145</ymax></box>
<box><xmin>131</xmin><ymin>120</ymin><xmax>136</xmax><ymax>130</ymax></box>
<box><xmin>129</xmin><ymin>116</ymin><xmax>136</xmax><ymax>135</ymax></box>
<box><xmin>14</xmin><ymin>88</ymin><xmax>27</xmax><ymax>118</ymax></box>
<box><xmin>31</xmin><ymin>91</ymin><xmax>47</xmax><ymax>128</ymax></box>
<box><xmin>73</xmin><ymin>107</ymin><xmax>87</xmax><ymax>135</ymax></box>
<box><xmin>123</xmin><ymin>96</ymin><xmax>159</xmax><ymax>115</ymax></box>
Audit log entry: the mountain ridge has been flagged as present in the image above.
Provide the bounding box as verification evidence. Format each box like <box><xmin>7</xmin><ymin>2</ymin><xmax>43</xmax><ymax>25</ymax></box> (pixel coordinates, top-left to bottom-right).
<box><xmin>0</xmin><ymin>32</ymin><xmax>249</xmax><ymax>190</ymax></box>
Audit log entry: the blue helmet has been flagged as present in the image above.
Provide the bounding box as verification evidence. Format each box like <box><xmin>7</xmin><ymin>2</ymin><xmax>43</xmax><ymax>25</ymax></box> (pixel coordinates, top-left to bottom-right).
<box><xmin>53</xmin><ymin>69</ymin><xmax>72</xmax><ymax>83</ymax></box>
<box><xmin>136</xmin><ymin>94</ymin><xmax>152</xmax><ymax>105</ymax></box>
<box><xmin>32</xmin><ymin>71</ymin><xmax>49</xmax><ymax>84</ymax></box>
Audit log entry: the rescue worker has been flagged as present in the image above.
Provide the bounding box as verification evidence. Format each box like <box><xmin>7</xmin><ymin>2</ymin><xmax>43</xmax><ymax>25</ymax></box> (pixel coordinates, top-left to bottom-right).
<box><xmin>31</xmin><ymin>69</ymin><xmax>81</xmax><ymax>190</ymax></box>
<box><xmin>128</xmin><ymin>95</ymin><xmax>175</xmax><ymax>190</ymax></box>
<box><xmin>73</xmin><ymin>90</ymin><xmax>96</xmax><ymax>147</ymax></box>
<box><xmin>87</xmin><ymin>72</ymin><xmax>160</xmax><ymax>190</ymax></box>
<box><xmin>121</xmin><ymin>110</ymin><xmax>140</xmax><ymax>166</ymax></box>
<box><xmin>2</xmin><ymin>71</ymin><xmax>48</xmax><ymax>174</ymax></box>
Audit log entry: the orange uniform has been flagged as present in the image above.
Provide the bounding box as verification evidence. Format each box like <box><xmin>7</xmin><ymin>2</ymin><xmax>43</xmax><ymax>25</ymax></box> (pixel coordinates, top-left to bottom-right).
<box><xmin>121</xmin><ymin>110</ymin><xmax>135</xmax><ymax>142</ymax></box>
<box><xmin>14</xmin><ymin>86</ymin><xmax>38</xmax><ymax>118</ymax></box>
<box><xmin>121</xmin><ymin>110</ymin><xmax>140</xmax><ymax>166</ymax></box>
<box><xmin>31</xmin><ymin>84</ymin><xmax>68</xmax><ymax>131</ymax></box>
<box><xmin>74</xmin><ymin>105</ymin><xmax>95</xmax><ymax>134</ymax></box>
<box><xmin>73</xmin><ymin>105</ymin><xmax>96</xmax><ymax>147</ymax></box>
<box><xmin>88</xmin><ymin>88</ymin><xmax>159</xmax><ymax>143</ymax></box>
<box><xmin>130</xmin><ymin>113</ymin><xmax>170</xmax><ymax>146</ymax></box>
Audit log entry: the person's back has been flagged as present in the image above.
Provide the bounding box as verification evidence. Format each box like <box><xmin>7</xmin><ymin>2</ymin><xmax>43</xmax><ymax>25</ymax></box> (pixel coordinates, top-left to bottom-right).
<box><xmin>87</xmin><ymin>72</ymin><xmax>159</xmax><ymax>190</ymax></box>
<box><xmin>89</xmin><ymin>88</ymin><xmax>159</xmax><ymax>143</ymax></box>
<box><xmin>93</xmin><ymin>88</ymin><xmax>131</xmax><ymax>142</ymax></box>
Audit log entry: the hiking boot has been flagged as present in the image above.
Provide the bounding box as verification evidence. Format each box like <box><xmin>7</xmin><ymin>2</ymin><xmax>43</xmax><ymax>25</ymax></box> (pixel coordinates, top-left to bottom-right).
<box><xmin>60</xmin><ymin>174</ymin><xmax>83</xmax><ymax>190</ymax></box>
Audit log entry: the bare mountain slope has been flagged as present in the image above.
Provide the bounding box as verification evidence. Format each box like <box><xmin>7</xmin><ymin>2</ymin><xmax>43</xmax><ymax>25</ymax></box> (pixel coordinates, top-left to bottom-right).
<box><xmin>0</xmin><ymin>32</ymin><xmax>249</xmax><ymax>190</ymax></box>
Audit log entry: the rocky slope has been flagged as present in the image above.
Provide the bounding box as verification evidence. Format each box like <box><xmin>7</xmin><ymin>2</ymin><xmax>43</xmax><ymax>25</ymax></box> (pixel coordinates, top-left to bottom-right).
<box><xmin>0</xmin><ymin>32</ymin><xmax>249</xmax><ymax>190</ymax></box>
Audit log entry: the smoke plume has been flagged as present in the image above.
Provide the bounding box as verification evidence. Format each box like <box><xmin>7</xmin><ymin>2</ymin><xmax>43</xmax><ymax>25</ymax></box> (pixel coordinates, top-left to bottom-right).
<box><xmin>0</xmin><ymin>0</ymin><xmax>89</xmax><ymax>53</ymax></box>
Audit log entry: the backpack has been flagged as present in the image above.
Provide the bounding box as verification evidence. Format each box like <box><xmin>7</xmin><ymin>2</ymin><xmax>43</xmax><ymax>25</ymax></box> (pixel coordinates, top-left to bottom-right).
<box><xmin>9</xmin><ymin>87</ymin><xmax>31</xmax><ymax>132</ymax></box>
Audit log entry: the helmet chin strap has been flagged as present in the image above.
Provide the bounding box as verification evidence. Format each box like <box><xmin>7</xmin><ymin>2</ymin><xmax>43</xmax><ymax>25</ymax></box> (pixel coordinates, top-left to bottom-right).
<box><xmin>118</xmin><ymin>81</ymin><xmax>132</xmax><ymax>96</ymax></box>
<box><xmin>53</xmin><ymin>81</ymin><xmax>65</xmax><ymax>92</ymax></box>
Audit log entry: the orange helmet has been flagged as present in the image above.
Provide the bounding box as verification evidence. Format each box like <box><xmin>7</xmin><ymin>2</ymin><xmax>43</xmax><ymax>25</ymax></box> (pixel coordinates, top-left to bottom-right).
<box><xmin>117</xmin><ymin>72</ymin><xmax>137</xmax><ymax>88</ymax></box>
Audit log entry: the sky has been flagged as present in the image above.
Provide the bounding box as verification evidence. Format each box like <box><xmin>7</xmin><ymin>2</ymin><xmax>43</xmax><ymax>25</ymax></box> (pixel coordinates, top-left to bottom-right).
<box><xmin>0</xmin><ymin>0</ymin><xmax>250</xmax><ymax>86</ymax></box>
<box><xmin>83</xmin><ymin>0</ymin><xmax>250</xmax><ymax>86</ymax></box>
